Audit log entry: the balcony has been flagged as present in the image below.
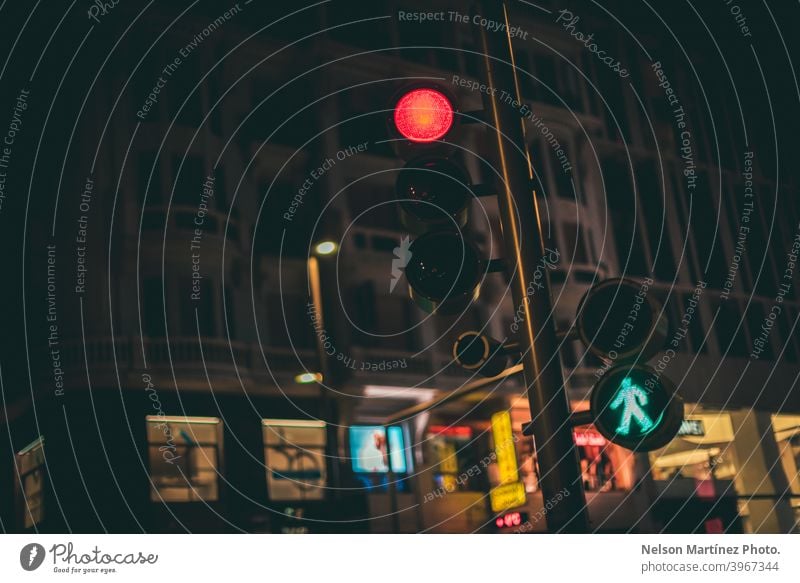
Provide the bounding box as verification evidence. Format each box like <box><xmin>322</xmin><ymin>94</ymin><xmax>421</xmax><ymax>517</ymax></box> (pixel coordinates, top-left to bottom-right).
<box><xmin>54</xmin><ymin>336</ymin><xmax>315</xmax><ymax>393</ymax></box>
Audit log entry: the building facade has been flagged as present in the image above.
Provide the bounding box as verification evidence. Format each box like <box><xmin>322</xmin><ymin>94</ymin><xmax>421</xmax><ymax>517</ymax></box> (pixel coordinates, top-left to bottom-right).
<box><xmin>2</xmin><ymin>0</ymin><xmax>798</xmax><ymax>533</ymax></box>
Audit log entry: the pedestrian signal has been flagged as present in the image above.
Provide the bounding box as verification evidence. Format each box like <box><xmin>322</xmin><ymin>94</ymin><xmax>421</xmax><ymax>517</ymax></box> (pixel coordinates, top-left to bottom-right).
<box><xmin>590</xmin><ymin>364</ymin><xmax>683</xmax><ymax>451</ymax></box>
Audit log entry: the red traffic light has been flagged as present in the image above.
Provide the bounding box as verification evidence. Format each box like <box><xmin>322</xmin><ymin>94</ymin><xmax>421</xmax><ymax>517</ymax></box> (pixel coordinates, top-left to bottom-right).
<box><xmin>393</xmin><ymin>88</ymin><xmax>454</xmax><ymax>143</ymax></box>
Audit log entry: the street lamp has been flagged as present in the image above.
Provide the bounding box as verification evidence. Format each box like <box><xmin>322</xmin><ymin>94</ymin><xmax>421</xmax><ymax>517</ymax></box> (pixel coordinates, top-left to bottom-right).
<box><xmin>313</xmin><ymin>240</ymin><xmax>338</xmax><ymax>256</ymax></box>
<box><xmin>295</xmin><ymin>372</ymin><xmax>322</xmax><ymax>384</ymax></box>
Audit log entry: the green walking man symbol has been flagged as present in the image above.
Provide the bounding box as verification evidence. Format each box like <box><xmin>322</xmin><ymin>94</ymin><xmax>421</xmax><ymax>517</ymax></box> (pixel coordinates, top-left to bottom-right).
<box><xmin>609</xmin><ymin>377</ymin><xmax>655</xmax><ymax>436</ymax></box>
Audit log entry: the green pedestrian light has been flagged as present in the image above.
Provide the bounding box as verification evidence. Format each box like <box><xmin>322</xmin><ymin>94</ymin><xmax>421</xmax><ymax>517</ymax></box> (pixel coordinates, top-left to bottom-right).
<box><xmin>609</xmin><ymin>376</ymin><xmax>657</xmax><ymax>436</ymax></box>
<box><xmin>590</xmin><ymin>364</ymin><xmax>683</xmax><ymax>451</ymax></box>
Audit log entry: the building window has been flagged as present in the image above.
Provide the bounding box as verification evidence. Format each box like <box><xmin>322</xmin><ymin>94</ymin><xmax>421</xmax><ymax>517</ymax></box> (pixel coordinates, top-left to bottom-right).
<box><xmin>745</xmin><ymin>302</ymin><xmax>774</xmax><ymax>360</ymax></box>
<box><xmin>714</xmin><ymin>298</ymin><xmax>749</xmax><ymax>358</ymax></box>
<box><xmin>180</xmin><ymin>277</ymin><xmax>216</xmax><ymax>337</ymax></box>
<box><xmin>142</xmin><ymin>277</ymin><xmax>167</xmax><ymax>338</ymax></box>
<box><xmin>263</xmin><ymin>419</ymin><xmax>327</xmax><ymax>501</ymax></box>
<box><xmin>601</xmin><ymin>157</ymin><xmax>649</xmax><ymax>276</ymax></box>
<box><xmin>146</xmin><ymin>416</ymin><xmax>222</xmax><ymax>502</ymax></box>
<box><xmin>563</xmin><ymin>222</ymin><xmax>589</xmax><ymax>264</ymax></box>
<box><xmin>637</xmin><ymin>160</ymin><xmax>677</xmax><ymax>281</ymax></box>
<box><xmin>266</xmin><ymin>292</ymin><xmax>315</xmax><ymax>349</ymax></box>
<box><xmin>16</xmin><ymin>437</ymin><xmax>45</xmax><ymax>529</ymax></box>
<box><xmin>551</xmin><ymin>143</ymin><xmax>576</xmax><ymax>201</ymax></box>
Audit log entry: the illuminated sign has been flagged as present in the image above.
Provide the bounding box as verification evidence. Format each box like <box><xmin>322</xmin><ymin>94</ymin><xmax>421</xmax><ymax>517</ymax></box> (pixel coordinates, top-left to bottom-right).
<box><xmin>349</xmin><ymin>426</ymin><xmax>410</xmax><ymax>473</ymax></box>
<box><xmin>489</xmin><ymin>412</ymin><xmax>526</xmax><ymax>512</ymax></box>
<box><xmin>263</xmin><ymin>419</ymin><xmax>326</xmax><ymax>501</ymax></box>
<box><xmin>573</xmin><ymin>431</ymin><xmax>607</xmax><ymax>447</ymax></box>
<box><xmin>490</xmin><ymin>481</ymin><xmax>527</xmax><ymax>513</ymax></box>
<box><xmin>491</xmin><ymin>411</ymin><xmax>519</xmax><ymax>485</ymax></box>
<box><xmin>435</xmin><ymin>441</ymin><xmax>459</xmax><ymax>474</ymax></box>
<box><xmin>590</xmin><ymin>365</ymin><xmax>683</xmax><ymax>451</ymax></box>
<box><xmin>428</xmin><ymin>425</ymin><xmax>472</xmax><ymax>439</ymax></box>
<box><xmin>494</xmin><ymin>511</ymin><xmax>527</xmax><ymax>529</ymax></box>
<box><xmin>678</xmin><ymin>419</ymin><xmax>705</xmax><ymax>437</ymax></box>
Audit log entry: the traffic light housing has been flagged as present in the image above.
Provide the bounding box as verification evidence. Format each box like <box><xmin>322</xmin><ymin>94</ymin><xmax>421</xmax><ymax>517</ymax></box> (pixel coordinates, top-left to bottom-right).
<box><xmin>576</xmin><ymin>279</ymin><xmax>683</xmax><ymax>451</ymax></box>
<box><xmin>397</xmin><ymin>157</ymin><xmax>472</xmax><ymax>234</ymax></box>
<box><xmin>405</xmin><ymin>230</ymin><xmax>481</xmax><ymax>315</ymax></box>
<box><xmin>590</xmin><ymin>364</ymin><xmax>683</xmax><ymax>451</ymax></box>
<box><xmin>389</xmin><ymin>83</ymin><xmax>486</xmax><ymax>315</ymax></box>
<box><xmin>576</xmin><ymin>278</ymin><xmax>668</xmax><ymax>363</ymax></box>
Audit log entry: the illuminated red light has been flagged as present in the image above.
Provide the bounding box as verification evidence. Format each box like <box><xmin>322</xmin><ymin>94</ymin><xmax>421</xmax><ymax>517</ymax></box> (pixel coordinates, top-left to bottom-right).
<box><xmin>393</xmin><ymin>88</ymin><xmax>454</xmax><ymax>143</ymax></box>
<box><xmin>495</xmin><ymin>511</ymin><xmax>522</xmax><ymax>529</ymax></box>
<box><xmin>428</xmin><ymin>425</ymin><xmax>472</xmax><ymax>438</ymax></box>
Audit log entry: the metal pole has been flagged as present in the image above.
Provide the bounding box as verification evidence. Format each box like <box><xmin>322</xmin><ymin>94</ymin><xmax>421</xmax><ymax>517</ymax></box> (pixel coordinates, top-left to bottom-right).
<box><xmin>477</xmin><ymin>0</ymin><xmax>589</xmax><ymax>532</ymax></box>
<box><xmin>308</xmin><ymin>256</ymin><xmax>341</xmax><ymax>502</ymax></box>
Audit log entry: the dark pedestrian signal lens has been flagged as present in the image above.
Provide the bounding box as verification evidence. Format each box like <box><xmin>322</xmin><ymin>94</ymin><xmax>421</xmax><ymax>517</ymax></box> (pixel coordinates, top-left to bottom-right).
<box><xmin>576</xmin><ymin>278</ymin><xmax>667</xmax><ymax>362</ymax></box>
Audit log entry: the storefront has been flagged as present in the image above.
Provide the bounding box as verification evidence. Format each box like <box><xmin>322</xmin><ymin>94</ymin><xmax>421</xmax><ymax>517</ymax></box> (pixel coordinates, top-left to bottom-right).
<box><xmin>510</xmin><ymin>403</ymin><xmax>636</xmax><ymax>496</ymax></box>
<box><xmin>645</xmin><ymin>406</ymin><xmax>800</xmax><ymax>533</ymax></box>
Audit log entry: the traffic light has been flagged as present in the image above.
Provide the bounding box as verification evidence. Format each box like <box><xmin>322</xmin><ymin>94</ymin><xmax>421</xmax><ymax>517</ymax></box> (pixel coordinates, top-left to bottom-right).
<box><xmin>575</xmin><ymin>278</ymin><xmax>683</xmax><ymax>451</ymax></box>
<box><xmin>590</xmin><ymin>364</ymin><xmax>683</xmax><ymax>451</ymax></box>
<box><xmin>575</xmin><ymin>277</ymin><xmax>668</xmax><ymax>363</ymax></box>
<box><xmin>389</xmin><ymin>84</ymin><xmax>488</xmax><ymax>315</ymax></box>
<box><xmin>389</xmin><ymin>86</ymin><xmax>458</xmax><ymax>153</ymax></box>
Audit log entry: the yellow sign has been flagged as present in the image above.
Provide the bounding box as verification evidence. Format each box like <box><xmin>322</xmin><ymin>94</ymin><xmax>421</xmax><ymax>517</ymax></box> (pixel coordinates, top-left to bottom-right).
<box><xmin>490</xmin><ymin>481</ymin><xmax>527</xmax><ymax>512</ymax></box>
<box><xmin>436</xmin><ymin>441</ymin><xmax>459</xmax><ymax>474</ymax></box>
<box><xmin>491</xmin><ymin>411</ymin><xmax>519</xmax><ymax>485</ymax></box>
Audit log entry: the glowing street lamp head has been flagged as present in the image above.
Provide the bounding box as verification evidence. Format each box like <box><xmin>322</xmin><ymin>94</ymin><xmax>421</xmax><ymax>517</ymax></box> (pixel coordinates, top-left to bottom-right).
<box><xmin>314</xmin><ymin>241</ymin><xmax>338</xmax><ymax>256</ymax></box>
<box><xmin>393</xmin><ymin>88</ymin><xmax>454</xmax><ymax>143</ymax></box>
<box><xmin>295</xmin><ymin>372</ymin><xmax>322</xmax><ymax>384</ymax></box>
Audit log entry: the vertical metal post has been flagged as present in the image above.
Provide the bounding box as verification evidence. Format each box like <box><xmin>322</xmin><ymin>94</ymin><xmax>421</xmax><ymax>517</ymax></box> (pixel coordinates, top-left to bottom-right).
<box><xmin>478</xmin><ymin>0</ymin><xmax>589</xmax><ymax>532</ymax></box>
<box><xmin>307</xmin><ymin>256</ymin><xmax>341</xmax><ymax>501</ymax></box>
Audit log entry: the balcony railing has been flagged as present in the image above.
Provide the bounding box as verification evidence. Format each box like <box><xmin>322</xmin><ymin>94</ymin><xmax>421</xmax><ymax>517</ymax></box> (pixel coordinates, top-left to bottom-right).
<box><xmin>57</xmin><ymin>336</ymin><xmax>312</xmax><ymax>376</ymax></box>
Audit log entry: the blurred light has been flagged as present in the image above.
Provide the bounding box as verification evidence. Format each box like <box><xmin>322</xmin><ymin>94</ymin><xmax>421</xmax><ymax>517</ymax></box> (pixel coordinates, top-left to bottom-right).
<box><xmin>262</xmin><ymin>419</ymin><xmax>325</xmax><ymax>428</ymax></box>
<box><xmin>295</xmin><ymin>372</ymin><xmax>322</xmax><ymax>384</ymax></box>
<box><xmin>495</xmin><ymin>511</ymin><xmax>523</xmax><ymax>529</ymax></box>
<box><xmin>393</xmin><ymin>88</ymin><xmax>454</xmax><ymax>143</ymax></box>
<box><xmin>363</xmin><ymin>385</ymin><xmax>436</xmax><ymax>401</ymax></box>
<box><xmin>573</xmin><ymin>431</ymin><xmax>607</xmax><ymax>447</ymax></box>
<box><xmin>314</xmin><ymin>241</ymin><xmax>337</xmax><ymax>255</ymax></box>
